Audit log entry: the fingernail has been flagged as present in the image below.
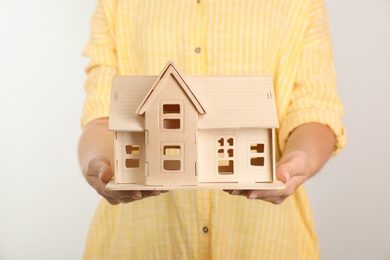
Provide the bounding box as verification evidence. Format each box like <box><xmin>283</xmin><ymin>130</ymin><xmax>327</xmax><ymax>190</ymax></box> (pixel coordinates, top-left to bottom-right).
<box><xmin>98</xmin><ymin>172</ymin><xmax>103</xmax><ymax>181</ymax></box>
<box><xmin>284</xmin><ymin>172</ymin><xmax>290</xmax><ymax>182</ymax></box>
<box><xmin>248</xmin><ymin>194</ymin><xmax>257</xmax><ymax>199</ymax></box>
<box><xmin>230</xmin><ymin>190</ymin><xmax>240</xmax><ymax>195</ymax></box>
<box><xmin>131</xmin><ymin>193</ymin><xmax>142</xmax><ymax>199</ymax></box>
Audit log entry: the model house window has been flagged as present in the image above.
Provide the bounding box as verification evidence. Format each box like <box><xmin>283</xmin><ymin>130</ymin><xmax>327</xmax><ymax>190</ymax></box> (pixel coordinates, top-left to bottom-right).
<box><xmin>216</xmin><ymin>136</ymin><xmax>236</xmax><ymax>175</ymax></box>
<box><xmin>123</xmin><ymin>142</ymin><xmax>142</xmax><ymax>171</ymax></box>
<box><xmin>161</xmin><ymin>102</ymin><xmax>183</xmax><ymax>131</ymax></box>
<box><xmin>249</xmin><ymin>142</ymin><xmax>265</xmax><ymax>167</ymax></box>
<box><xmin>161</xmin><ymin>142</ymin><xmax>184</xmax><ymax>173</ymax></box>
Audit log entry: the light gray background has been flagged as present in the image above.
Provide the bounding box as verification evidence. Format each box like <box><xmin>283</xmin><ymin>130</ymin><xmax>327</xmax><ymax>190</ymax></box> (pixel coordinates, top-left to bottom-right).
<box><xmin>0</xmin><ymin>1</ymin><xmax>389</xmax><ymax>259</ymax></box>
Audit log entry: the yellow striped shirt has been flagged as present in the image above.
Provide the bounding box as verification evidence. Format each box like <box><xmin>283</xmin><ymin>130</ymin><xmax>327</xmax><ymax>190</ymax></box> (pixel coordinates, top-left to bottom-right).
<box><xmin>81</xmin><ymin>0</ymin><xmax>346</xmax><ymax>259</ymax></box>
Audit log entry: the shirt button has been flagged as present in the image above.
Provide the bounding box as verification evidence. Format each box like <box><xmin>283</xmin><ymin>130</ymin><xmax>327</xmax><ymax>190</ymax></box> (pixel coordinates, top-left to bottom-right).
<box><xmin>195</xmin><ymin>47</ymin><xmax>201</xmax><ymax>54</ymax></box>
<box><xmin>202</xmin><ymin>226</ymin><xmax>209</xmax><ymax>233</ymax></box>
<box><xmin>197</xmin><ymin>0</ymin><xmax>200</xmax><ymax>3</ymax></box>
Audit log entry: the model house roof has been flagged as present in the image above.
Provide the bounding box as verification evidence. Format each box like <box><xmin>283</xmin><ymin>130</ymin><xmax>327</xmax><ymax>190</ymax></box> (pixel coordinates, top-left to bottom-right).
<box><xmin>136</xmin><ymin>62</ymin><xmax>207</xmax><ymax>116</ymax></box>
<box><xmin>109</xmin><ymin>62</ymin><xmax>279</xmax><ymax>131</ymax></box>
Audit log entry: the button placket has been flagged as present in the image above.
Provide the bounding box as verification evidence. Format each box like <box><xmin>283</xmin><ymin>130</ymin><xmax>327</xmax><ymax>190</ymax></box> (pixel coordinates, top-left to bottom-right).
<box><xmin>191</xmin><ymin>0</ymin><xmax>204</xmax><ymax>74</ymax></box>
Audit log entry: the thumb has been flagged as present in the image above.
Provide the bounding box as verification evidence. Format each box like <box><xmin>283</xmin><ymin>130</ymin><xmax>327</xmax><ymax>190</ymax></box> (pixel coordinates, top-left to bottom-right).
<box><xmin>87</xmin><ymin>155</ymin><xmax>114</xmax><ymax>184</ymax></box>
<box><xmin>98</xmin><ymin>162</ymin><xmax>114</xmax><ymax>183</ymax></box>
<box><xmin>276</xmin><ymin>162</ymin><xmax>291</xmax><ymax>183</ymax></box>
<box><xmin>276</xmin><ymin>151</ymin><xmax>307</xmax><ymax>183</ymax></box>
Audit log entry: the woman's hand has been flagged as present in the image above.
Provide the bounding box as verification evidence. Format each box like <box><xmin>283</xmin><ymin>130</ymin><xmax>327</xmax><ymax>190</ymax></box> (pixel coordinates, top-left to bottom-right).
<box><xmin>79</xmin><ymin>118</ymin><xmax>166</xmax><ymax>205</ymax></box>
<box><xmin>225</xmin><ymin>150</ymin><xmax>310</xmax><ymax>204</ymax></box>
<box><xmin>224</xmin><ymin>123</ymin><xmax>336</xmax><ymax>204</ymax></box>
<box><xmin>84</xmin><ymin>155</ymin><xmax>165</xmax><ymax>205</ymax></box>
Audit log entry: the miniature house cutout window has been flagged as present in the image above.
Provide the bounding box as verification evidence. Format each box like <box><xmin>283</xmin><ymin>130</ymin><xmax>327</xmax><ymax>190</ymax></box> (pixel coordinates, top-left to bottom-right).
<box><xmin>216</xmin><ymin>136</ymin><xmax>236</xmax><ymax>175</ymax></box>
<box><xmin>161</xmin><ymin>142</ymin><xmax>184</xmax><ymax>173</ymax></box>
<box><xmin>160</xmin><ymin>102</ymin><xmax>183</xmax><ymax>131</ymax></box>
<box><xmin>123</xmin><ymin>142</ymin><xmax>142</xmax><ymax>171</ymax></box>
<box><xmin>249</xmin><ymin>142</ymin><xmax>266</xmax><ymax>167</ymax></box>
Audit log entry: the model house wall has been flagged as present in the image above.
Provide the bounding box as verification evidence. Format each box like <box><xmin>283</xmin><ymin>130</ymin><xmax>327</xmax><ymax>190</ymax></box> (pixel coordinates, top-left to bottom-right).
<box><xmin>197</xmin><ymin>128</ymin><xmax>274</xmax><ymax>184</ymax></box>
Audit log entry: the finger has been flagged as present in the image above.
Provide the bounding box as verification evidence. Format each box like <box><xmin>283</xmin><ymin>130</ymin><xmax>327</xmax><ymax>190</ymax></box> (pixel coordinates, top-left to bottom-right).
<box><xmin>106</xmin><ymin>190</ymin><xmax>163</xmax><ymax>204</ymax></box>
<box><xmin>276</xmin><ymin>164</ymin><xmax>290</xmax><ymax>183</ymax></box>
<box><xmin>85</xmin><ymin>156</ymin><xmax>112</xmax><ymax>183</ymax></box>
<box><xmin>98</xmin><ymin>163</ymin><xmax>114</xmax><ymax>183</ymax></box>
<box><xmin>104</xmin><ymin>189</ymin><xmax>167</xmax><ymax>202</ymax></box>
<box><xmin>246</xmin><ymin>174</ymin><xmax>306</xmax><ymax>201</ymax></box>
<box><xmin>86</xmin><ymin>156</ymin><xmax>169</xmax><ymax>203</ymax></box>
<box><xmin>85</xmin><ymin>166</ymin><xmax>111</xmax><ymax>193</ymax></box>
<box><xmin>276</xmin><ymin>151</ymin><xmax>308</xmax><ymax>178</ymax></box>
<box><xmin>85</xmin><ymin>160</ymin><xmax>140</xmax><ymax>200</ymax></box>
<box><xmin>89</xmin><ymin>157</ymin><xmax>114</xmax><ymax>184</ymax></box>
<box><xmin>276</xmin><ymin>154</ymin><xmax>306</xmax><ymax>183</ymax></box>
<box><xmin>226</xmin><ymin>190</ymin><xmax>241</xmax><ymax>195</ymax></box>
<box><xmin>275</xmin><ymin>157</ymin><xmax>294</xmax><ymax>183</ymax></box>
<box><xmin>103</xmin><ymin>189</ymin><xmax>143</xmax><ymax>200</ymax></box>
<box><xmin>259</xmin><ymin>196</ymin><xmax>287</xmax><ymax>205</ymax></box>
<box><xmin>246</xmin><ymin>189</ymin><xmax>285</xmax><ymax>200</ymax></box>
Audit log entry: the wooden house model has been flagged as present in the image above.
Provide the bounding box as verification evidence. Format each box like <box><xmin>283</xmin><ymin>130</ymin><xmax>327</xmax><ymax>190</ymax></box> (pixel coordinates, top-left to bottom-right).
<box><xmin>106</xmin><ymin>62</ymin><xmax>284</xmax><ymax>190</ymax></box>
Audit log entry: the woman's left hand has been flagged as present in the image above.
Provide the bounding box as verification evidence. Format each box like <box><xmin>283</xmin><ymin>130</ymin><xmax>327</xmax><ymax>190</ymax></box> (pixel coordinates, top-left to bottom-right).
<box><xmin>224</xmin><ymin>150</ymin><xmax>310</xmax><ymax>204</ymax></box>
<box><xmin>224</xmin><ymin>122</ymin><xmax>336</xmax><ymax>204</ymax></box>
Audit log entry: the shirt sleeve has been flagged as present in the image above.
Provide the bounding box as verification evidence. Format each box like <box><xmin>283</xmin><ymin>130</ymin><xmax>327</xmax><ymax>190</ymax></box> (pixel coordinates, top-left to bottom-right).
<box><xmin>278</xmin><ymin>0</ymin><xmax>346</xmax><ymax>155</ymax></box>
<box><xmin>80</xmin><ymin>0</ymin><xmax>117</xmax><ymax>128</ymax></box>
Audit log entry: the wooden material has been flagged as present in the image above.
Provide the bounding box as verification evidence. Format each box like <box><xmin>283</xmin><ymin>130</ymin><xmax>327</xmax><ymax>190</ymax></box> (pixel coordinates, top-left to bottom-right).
<box><xmin>107</xmin><ymin>61</ymin><xmax>284</xmax><ymax>190</ymax></box>
<box><xmin>106</xmin><ymin>180</ymin><xmax>285</xmax><ymax>191</ymax></box>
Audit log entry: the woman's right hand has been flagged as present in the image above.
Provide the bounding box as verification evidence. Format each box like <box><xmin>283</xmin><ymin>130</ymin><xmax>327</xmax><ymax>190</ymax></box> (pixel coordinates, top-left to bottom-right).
<box><xmin>79</xmin><ymin>118</ymin><xmax>166</xmax><ymax>205</ymax></box>
<box><xmin>84</xmin><ymin>155</ymin><xmax>165</xmax><ymax>205</ymax></box>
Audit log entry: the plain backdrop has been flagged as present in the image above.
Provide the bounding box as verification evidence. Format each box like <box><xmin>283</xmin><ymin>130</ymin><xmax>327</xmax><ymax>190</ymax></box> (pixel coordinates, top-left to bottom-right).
<box><xmin>0</xmin><ymin>1</ymin><xmax>389</xmax><ymax>259</ymax></box>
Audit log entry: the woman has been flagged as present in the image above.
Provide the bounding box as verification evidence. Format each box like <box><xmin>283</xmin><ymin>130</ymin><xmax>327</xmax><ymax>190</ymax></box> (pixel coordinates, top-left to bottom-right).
<box><xmin>79</xmin><ymin>0</ymin><xmax>346</xmax><ymax>258</ymax></box>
